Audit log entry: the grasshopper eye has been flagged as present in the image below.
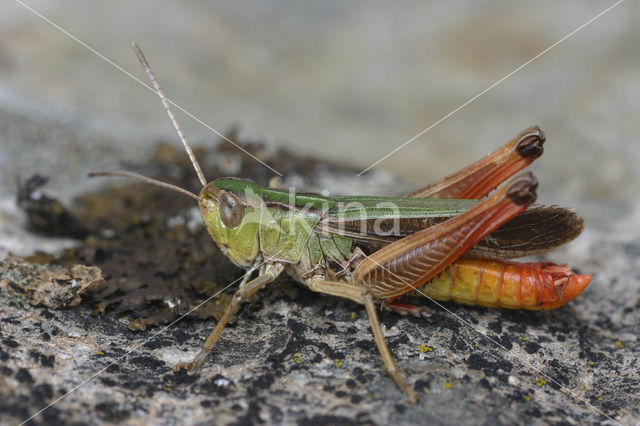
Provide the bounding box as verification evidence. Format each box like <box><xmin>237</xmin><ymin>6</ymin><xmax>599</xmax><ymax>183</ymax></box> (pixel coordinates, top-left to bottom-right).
<box><xmin>219</xmin><ymin>192</ymin><xmax>243</xmax><ymax>228</ymax></box>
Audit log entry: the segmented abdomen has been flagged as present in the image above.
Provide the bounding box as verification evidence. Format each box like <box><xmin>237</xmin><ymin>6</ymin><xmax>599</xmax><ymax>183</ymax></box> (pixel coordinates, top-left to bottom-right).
<box><xmin>416</xmin><ymin>259</ymin><xmax>590</xmax><ymax>310</ymax></box>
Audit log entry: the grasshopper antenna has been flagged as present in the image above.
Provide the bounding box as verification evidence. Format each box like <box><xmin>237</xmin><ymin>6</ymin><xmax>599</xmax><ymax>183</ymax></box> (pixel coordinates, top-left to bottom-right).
<box><xmin>89</xmin><ymin>170</ymin><xmax>203</xmax><ymax>202</ymax></box>
<box><xmin>132</xmin><ymin>42</ymin><xmax>208</xmax><ymax>187</ymax></box>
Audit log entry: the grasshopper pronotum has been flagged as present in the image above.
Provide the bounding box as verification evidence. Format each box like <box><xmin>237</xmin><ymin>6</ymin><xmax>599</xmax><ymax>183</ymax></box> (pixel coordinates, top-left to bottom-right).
<box><xmin>91</xmin><ymin>44</ymin><xmax>590</xmax><ymax>403</ymax></box>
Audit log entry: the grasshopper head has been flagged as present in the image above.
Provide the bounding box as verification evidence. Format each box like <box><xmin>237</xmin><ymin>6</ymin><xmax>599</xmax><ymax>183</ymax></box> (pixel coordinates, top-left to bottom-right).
<box><xmin>199</xmin><ymin>180</ymin><xmax>261</xmax><ymax>268</ymax></box>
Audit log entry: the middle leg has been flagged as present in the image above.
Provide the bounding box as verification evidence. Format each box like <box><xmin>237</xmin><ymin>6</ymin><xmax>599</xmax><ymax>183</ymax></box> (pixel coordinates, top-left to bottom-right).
<box><xmin>305</xmin><ymin>276</ymin><xmax>419</xmax><ymax>404</ymax></box>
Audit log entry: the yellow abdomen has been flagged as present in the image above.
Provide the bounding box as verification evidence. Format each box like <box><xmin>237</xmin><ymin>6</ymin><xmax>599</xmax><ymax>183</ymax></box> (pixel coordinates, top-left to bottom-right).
<box><xmin>419</xmin><ymin>259</ymin><xmax>590</xmax><ymax>310</ymax></box>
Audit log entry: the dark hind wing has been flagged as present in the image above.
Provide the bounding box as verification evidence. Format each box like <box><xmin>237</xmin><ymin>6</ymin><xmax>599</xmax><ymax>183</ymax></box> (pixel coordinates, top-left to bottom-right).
<box><xmin>323</xmin><ymin>205</ymin><xmax>585</xmax><ymax>259</ymax></box>
<box><xmin>464</xmin><ymin>205</ymin><xmax>585</xmax><ymax>259</ymax></box>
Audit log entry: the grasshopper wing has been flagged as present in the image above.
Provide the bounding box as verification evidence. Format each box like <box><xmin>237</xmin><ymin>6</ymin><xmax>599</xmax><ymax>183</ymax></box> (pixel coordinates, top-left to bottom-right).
<box><xmin>321</xmin><ymin>199</ymin><xmax>584</xmax><ymax>259</ymax></box>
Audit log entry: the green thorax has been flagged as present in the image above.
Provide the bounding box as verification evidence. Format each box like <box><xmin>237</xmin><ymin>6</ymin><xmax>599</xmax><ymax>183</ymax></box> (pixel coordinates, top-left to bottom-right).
<box><xmin>201</xmin><ymin>179</ymin><xmax>334</xmax><ymax>266</ymax></box>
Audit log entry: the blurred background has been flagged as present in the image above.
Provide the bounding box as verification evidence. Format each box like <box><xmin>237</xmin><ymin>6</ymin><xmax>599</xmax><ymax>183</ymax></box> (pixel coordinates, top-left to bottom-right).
<box><xmin>1</xmin><ymin>0</ymin><xmax>638</xmax><ymax>255</ymax></box>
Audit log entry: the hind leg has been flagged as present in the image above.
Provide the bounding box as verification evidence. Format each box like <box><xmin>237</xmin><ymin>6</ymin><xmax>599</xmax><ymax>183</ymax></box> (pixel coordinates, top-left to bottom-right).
<box><xmin>406</xmin><ymin>126</ymin><xmax>544</xmax><ymax>199</ymax></box>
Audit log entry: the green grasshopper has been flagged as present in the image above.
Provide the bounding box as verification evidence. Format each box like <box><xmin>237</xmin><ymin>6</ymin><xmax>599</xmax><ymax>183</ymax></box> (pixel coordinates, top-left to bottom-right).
<box><xmin>91</xmin><ymin>44</ymin><xmax>590</xmax><ymax>403</ymax></box>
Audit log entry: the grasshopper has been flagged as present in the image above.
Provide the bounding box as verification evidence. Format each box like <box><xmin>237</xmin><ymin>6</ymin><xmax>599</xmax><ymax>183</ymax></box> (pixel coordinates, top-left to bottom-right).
<box><xmin>91</xmin><ymin>44</ymin><xmax>590</xmax><ymax>404</ymax></box>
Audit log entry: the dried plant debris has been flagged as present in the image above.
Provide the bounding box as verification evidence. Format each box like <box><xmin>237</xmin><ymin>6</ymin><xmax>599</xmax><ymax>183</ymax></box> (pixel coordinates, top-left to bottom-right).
<box><xmin>0</xmin><ymin>254</ymin><xmax>103</xmax><ymax>308</ymax></box>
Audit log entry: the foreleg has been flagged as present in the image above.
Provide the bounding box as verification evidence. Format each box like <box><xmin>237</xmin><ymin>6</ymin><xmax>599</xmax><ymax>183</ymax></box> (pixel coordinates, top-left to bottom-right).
<box><xmin>174</xmin><ymin>262</ymin><xmax>284</xmax><ymax>371</ymax></box>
